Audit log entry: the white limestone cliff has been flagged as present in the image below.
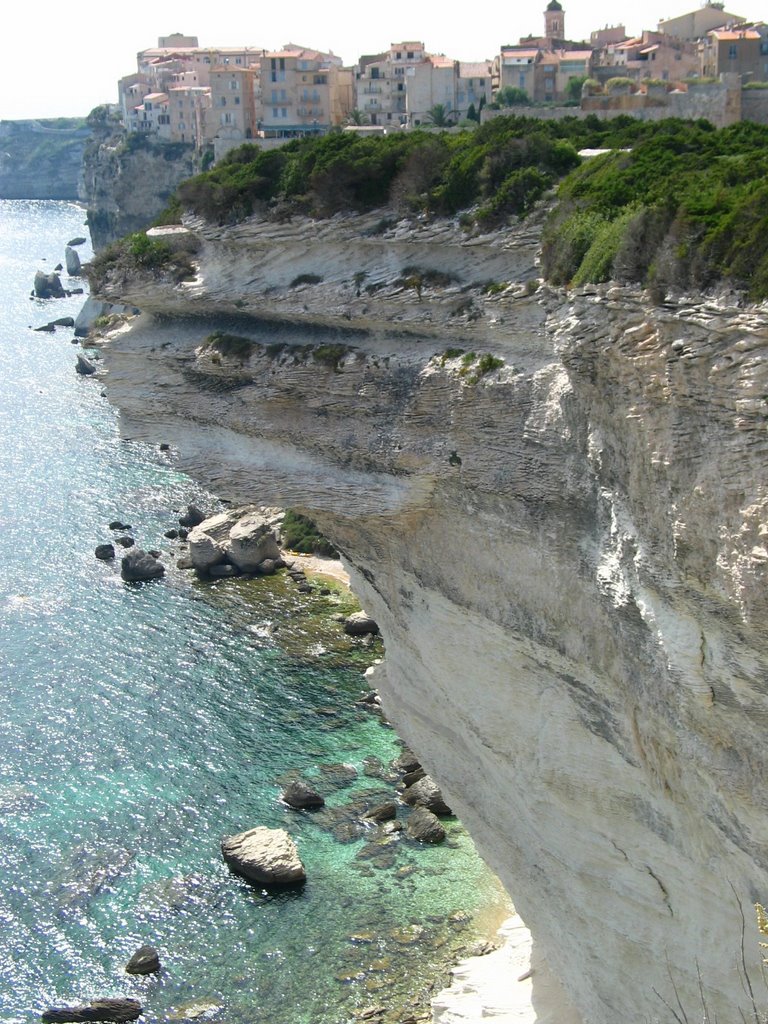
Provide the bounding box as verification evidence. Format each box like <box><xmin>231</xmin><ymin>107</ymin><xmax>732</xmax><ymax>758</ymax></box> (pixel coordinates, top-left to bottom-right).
<box><xmin>94</xmin><ymin>209</ymin><xmax>768</xmax><ymax>1024</ymax></box>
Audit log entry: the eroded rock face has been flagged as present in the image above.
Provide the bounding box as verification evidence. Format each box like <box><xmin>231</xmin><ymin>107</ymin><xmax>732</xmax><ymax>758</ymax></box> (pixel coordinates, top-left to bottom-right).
<box><xmin>98</xmin><ymin>209</ymin><xmax>768</xmax><ymax>1024</ymax></box>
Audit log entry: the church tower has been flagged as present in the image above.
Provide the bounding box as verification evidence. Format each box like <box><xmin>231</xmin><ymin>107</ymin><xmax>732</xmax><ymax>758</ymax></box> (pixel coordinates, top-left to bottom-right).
<box><xmin>545</xmin><ymin>0</ymin><xmax>564</xmax><ymax>40</ymax></box>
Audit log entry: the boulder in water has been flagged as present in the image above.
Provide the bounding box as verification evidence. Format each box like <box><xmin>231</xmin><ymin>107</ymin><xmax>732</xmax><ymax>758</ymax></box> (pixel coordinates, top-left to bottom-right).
<box><xmin>67</xmin><ymin>236</ymin><xmax>87</xmax><ymax>247</ymax></box>
<box><xmin>281</xmin><ymin>780</ymin><xmax>324</xmax><ymax>809</ymax></box>
<box><xmin>34</xmin><ymin>270</ymin><xmax>65</xmax><ymax>299</ymax></box>
<box><xmin>406</xmin><ymin>806</ymin><xmax>446</xmax><ymax>843</ymax></box>
<box><xmin>402</xmin><ymin>774</ymin><xmax>452</xmax><ymax>816</ymax></box>
<box><xmin>227</xmin><ymin>509</ymin><xmax>281</xmax><ymax>572</ymax></box>
<box><xmin>125</xmin><ymin>944</ymin><xmax>161</xmax><ymax>975</ymax></box>
<box><xmin>65</xmin><ymin>246</ymin><xmax>82</xmax><ymax>276</ymax></box>
<box><xmin>94</xmin><ymin>544</ymin><xmax>115</xmax><ymax>561</ymax></box>
<box><xmin>75</xmin><ymin>355</ymin><xmax>97</xmax><ymax>376</ymax></box>
<box><xmin>41</xmin><ymin>999</ymin><xmax>142</xmax><ymax>1023</ymax></box>
<box><xmin>178</xmin><ymin>504</ymin><xmax>205</xmax><ymax>528</ymax></box>
<box><xmin>344</xmin><ymin>611</ymin><xmax>379</xmax><ymax>637</ymax></box>
<box><xmin>362</xmin><ymin>801</ymin><xmax>397</xmax><ymax>824</ymax></box>
<box><xmin>121</xmin><ymin>549</ymin><xmax>165</xmax><ymax>583</ymax></box>
<box><xmin>221</xmin><ymin>826</ymin><xmax>306</xmax><ymax>886</ymax></box>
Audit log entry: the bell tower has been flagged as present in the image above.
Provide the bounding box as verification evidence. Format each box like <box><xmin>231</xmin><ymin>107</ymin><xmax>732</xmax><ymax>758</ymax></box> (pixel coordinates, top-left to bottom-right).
<box><xmin>545</xmin><ymin>0</ymin><xmax>564</xmax><ymax>40</ymax></box>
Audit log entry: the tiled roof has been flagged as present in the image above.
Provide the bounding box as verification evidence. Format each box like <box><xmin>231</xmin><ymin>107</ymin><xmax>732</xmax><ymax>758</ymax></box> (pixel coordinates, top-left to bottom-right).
<box><xmin>710</xmin><ymin>29</ymin><xmax>760</xmax><ymax>39</ymax></box>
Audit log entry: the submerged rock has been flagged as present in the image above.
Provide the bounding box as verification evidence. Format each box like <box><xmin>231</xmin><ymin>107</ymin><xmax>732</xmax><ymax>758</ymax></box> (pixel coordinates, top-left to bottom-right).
<box><xmin>362</xmin><ymin>801</ymin><xmax>397</xmax><ymax>824</ymax></box>
<box><xmin>125</xmin><ymin>944</ymin><xmax>161</xmax><ymax>975</ymax></box>
<box><xmin>281</xmin><ymin>780</ymin><xmax>325</xmax><ymax>809</ymax></box>
<box><xmin>221</xmin><ymin>826</ymin><xmax>306</xmax><ymax>886</ymax></box>
<box><xmin>41</xmin><ymin>998</ymin><xmax>142</xmax><ymax>1023</ymax></box>
<box><xmin>121</xmin><ymin>549</ymin><xmax>165</xmax><ymax>582</ymax></box>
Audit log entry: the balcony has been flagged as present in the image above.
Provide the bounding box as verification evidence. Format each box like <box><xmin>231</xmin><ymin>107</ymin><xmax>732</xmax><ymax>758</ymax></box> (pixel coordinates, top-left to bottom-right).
<box><xmin>363</xmin><ymin>85</ymin><xmax>382</xmax><ymax>94</ymax></box>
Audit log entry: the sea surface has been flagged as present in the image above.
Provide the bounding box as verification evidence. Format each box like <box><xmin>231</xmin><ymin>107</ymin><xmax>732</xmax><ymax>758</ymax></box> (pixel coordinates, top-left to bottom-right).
<box><xmin>0</xmin><ymin>200</ymin><xmax>505</xmax><ymax>1024</ymax></box>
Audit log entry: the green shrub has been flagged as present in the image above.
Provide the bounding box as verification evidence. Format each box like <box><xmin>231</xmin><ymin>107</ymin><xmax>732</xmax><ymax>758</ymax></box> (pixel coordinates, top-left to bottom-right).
<box><xmin>312</xmin><ymin>344</ymin><xmax>349</xmax><ymax>369</ymax></box>
<box><xmin>201</xmin><ymin>333</ymin><xmax>256</xmax><ymax>360</ymax></box>
<box><xmin>290</xmin><ymin>273</ymin><xmax>323</xmax><ymax>286</ymax></box>
<box><xmin>281</xmin><ymin>510</ymin><xmax>338</xmax><ymax>557</ymax></box>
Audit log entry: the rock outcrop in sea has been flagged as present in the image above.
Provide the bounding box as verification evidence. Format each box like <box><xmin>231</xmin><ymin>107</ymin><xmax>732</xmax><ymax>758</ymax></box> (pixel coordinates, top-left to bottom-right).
<box><xmin>92</xmin><ymin>206</ymin><xmax>768</xmax><ymax>1023</ymax></box>
<box><xmin>221</xmin><ymin>826</ymin><xmax>306</xmax><ymax>886</ymax></box>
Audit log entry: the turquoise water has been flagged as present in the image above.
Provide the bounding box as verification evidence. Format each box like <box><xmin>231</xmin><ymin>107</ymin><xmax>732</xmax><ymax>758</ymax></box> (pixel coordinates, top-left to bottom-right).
<box><xmin>0</xmin><ymin>200</ymin><xmax>503</xmax><ymax>1024</ymax></box>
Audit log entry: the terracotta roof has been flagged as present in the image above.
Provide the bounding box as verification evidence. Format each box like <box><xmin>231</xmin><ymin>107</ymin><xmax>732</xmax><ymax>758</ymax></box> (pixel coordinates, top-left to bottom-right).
<box><xmin>710</xmin><ymin>28</ymin><xmax>760</xmax><ymax>39</ymax></box>
<box><xmin>501</xmin><ymin>48</ymin><xmax>541</xmax><ymax>59</ymax></box>
<box><xmin>558</xmin><ymin>49</ymin><xmax>593</xmax><ymax>58</ymax></box>
<box><xmin>430</xmin><ymin>56</ymin><xmax>455</xmax><ymax>68</ymax></box>
<box><xmin>143</xmin><ymin>92</ymin><xmax>168</xmax><ymax>101</ymax></box>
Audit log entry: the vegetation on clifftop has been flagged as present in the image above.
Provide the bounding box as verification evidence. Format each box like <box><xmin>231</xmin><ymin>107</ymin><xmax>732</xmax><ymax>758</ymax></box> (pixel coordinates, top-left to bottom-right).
<box><xmin>87</xmin><ymin>232</ymin><xmax>196</xmax><ymax>290</ymax></box>
<box><xmin>171</xmin><ymin>116</ymin><xmax>660</xmax><ymax>225</ymax></box>
<box><xmin>541</xmin><ymin>119</ymin><xmax>768</xmax><ymax>300</ymax></box>
<box><xmin>161</xmin><ymin>115</ymin><xmax>768</xmax><ymax>300</ymax></box>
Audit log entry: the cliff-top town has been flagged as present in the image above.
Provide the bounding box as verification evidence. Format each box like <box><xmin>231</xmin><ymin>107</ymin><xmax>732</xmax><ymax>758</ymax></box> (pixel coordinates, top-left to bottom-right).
<box><xmin>117</xmin><ymin>0</ymin><xmax>768</xmax><ymax>159</ymax></box>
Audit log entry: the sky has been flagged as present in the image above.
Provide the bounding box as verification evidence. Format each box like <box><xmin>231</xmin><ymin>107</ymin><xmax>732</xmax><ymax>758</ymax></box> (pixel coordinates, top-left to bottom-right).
<box><xmin>1</xmin><ymin>0</ymin><xmax>765</xmax><ymax>121</ymax></box>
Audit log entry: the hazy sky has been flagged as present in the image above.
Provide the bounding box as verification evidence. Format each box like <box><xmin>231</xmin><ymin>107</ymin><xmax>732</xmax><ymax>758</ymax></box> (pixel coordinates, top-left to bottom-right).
<box><xmin>1</xmin><ymin>0</ymin><xmax>765</xmax><ymax>120</ymax></box>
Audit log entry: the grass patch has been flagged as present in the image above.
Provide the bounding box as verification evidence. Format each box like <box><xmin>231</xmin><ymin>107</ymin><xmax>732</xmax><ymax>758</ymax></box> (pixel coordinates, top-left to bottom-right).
<box><xmin>312</xmin><ymin>344</ymin><xmax>349</xmax><ymax>370</ymax></box>
<box><xmin>201</xmin><ymin>333</ymin><xmax>257</xmax><ymax>360</ymax></box>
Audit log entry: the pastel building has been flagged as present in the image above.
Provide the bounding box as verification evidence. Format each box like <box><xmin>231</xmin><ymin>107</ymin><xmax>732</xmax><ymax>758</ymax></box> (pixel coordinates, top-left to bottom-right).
<box><xmin>355</xmin><ymin>43</ymin><xmax>427</xmax><ymax>125</ymax></box>
<box><xmin>406</xmin><ymin>57</ymin><xmax>493</xmax><ymax>123</ymax></box>
<box><xmin>258</xmin><ymin>46</ymin><xmax>351</xmax><ymax>135</ymax></box>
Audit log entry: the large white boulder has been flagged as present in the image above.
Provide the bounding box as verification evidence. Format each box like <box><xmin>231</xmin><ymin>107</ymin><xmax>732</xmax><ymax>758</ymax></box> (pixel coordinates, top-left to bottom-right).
<box><xmin>188</xmin><ymin>506</ymin><xmax>282</xmax><ymax>573</ymax></box>
<box><xmin>228</xmin><ymin>509</ymin><xmax>281</xmax><ymax>571</ymax></box>
<box><xmin>221</xmin><ymin>826</ymin><xmax>306</xmax><ymax>886</ymax></box>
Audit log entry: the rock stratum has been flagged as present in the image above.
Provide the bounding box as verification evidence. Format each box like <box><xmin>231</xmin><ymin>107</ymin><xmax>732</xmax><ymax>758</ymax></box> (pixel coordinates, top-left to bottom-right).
<box><xmin>93</xmin><ymin>208</ymin><xmax>768</xmax><ymax>1024</ymax></box>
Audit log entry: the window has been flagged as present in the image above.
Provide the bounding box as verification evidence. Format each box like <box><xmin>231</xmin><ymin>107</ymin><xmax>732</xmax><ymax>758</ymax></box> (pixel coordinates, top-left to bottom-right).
<box><xmin>761</xmin><ymin>42</ymin><xmax>768</xmax><ymax>54</ymax></box>
<box><xmin>729</xmin><ymin>44</ymin><xmax>738</xmax><ymax>59</ymax></box>
<box><xmin>235</xmin><ymin>97</ymin><xmax>240</xmax><ymax>104</ymax></box>
<box><xmin>407</xmin><ymin>51</ymin><xmax>414</xmax><ymax>59</ymax></box>
<box><xmin>396</xmin><ymin>51</ymin><xmax>402</xmax><ymax>59</ymax></box>
<box><xmin>281</xmin><ymin>107</ymin><xmax>288</xmax><ymax>118</ymax></box>
<box><xmin>220</xmin><ymin>97</ymin><xmax>227</xmax><ymax>106</ymax></box>
<box><xmin>272</xmin><ymin>106</ymin><xmax>279</xmax><ymax>117</ymax></box>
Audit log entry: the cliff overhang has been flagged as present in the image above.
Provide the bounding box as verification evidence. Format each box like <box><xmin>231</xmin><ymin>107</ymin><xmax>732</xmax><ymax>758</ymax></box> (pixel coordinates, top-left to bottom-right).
<box><xmin>95</xmin><ymin>208</ymin><xmax>768</xmax><ymax>1024</ymax></box>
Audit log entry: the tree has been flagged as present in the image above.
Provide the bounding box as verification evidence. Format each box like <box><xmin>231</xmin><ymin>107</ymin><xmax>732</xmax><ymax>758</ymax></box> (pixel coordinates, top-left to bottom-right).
<box><xmin>467</xmin><ymin>102</ymin><xmax>478</xmax><ymax>122</ymax></box>
<box><xmin>425</xmin><ymin>103</ymin><xmax>459</xmax><ymax>127</ymax></box>
<box><xmin>565</xmin><ymin>76</ymin><xmax>589</xmax><ymax>103</ymax></box>
<box><xmin>496</xmin><ymin>86</ymin><xmax>531</xmax><ymax>107</ymax></box>
<box><xmin>346</xmin><ymin>109</ymin><xmax>369</xmax><ymax>126</ymax></box>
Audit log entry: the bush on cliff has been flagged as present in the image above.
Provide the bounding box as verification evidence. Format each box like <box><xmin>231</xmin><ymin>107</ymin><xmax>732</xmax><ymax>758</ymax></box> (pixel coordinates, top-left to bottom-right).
<box><xmin>281</xmin><ymin>511</ymin><xmax>338</xmax><ymax>558</ymax></box>
<box><xmin>541</xmin><ymin>118</ymin><xmax>768</xmax><ymax>300</ymax></box>
<box><xmin>88</xmin><ymin>231</ymin><xmax>195</xmax><ymax>290</ymax></box>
